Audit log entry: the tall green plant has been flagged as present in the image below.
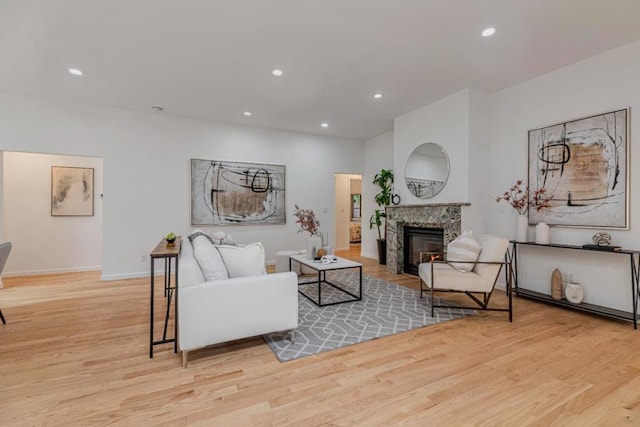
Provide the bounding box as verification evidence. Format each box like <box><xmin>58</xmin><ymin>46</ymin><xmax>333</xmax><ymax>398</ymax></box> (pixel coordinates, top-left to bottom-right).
<box><xmin>369</xmin><ymin>169</ymin><xmax>394</xmax><ymax>240</ymax></box>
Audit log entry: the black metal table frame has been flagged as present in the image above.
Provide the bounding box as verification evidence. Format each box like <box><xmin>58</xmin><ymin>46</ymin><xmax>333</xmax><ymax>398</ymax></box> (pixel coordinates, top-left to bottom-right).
<box><xmin>150</xmin><ymin>255</ymin><xmax>179</xmax><ymax>357</ymax></box>
<box><xmin>290</xmin><ymin>257</ymin><xmax>362</xmax><ymax>307</ymax></box>
<box><xmin>508</xmin><ymin>241</ymin><xmax>640</xmax><ymax>329</ymax></box>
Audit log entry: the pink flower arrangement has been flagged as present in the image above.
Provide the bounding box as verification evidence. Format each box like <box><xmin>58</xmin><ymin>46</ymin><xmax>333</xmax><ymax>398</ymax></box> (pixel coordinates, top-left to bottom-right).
<box><xmin>293</xmin><ymin>204</ymin><xmax>320</xmax><ymax>236</ymax></box>
<box><xmin>496</xmin><ymin>179</ymin><xmax>553</xmax><ymax>215</ymax></box>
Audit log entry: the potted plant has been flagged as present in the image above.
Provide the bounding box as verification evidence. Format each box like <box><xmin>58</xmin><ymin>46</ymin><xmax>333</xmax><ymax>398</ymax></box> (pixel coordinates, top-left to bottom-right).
<box><xmin>369</xmin><ymin>169</ymin><xmax>394</xmax><ymax>264</ymax></box>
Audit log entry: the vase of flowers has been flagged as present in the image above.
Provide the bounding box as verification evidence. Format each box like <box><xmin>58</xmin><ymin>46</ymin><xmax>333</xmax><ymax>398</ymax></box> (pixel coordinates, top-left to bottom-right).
<box><xmin>294</xmin><ymin>204</ymin><xmax>322</xmax><ymax>259</ymax></box>
<box><xmin>496</xmin><ymin>180</ymin><xmax>553</xmax><ymax>243</ymax></box>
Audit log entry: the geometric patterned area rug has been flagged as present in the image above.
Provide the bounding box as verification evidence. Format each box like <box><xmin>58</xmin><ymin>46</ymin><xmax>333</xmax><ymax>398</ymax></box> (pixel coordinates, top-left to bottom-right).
<box><xmin>263</xmin><ymin>270</ymin><xmax>475</xmax><ymax>362</ymax></box>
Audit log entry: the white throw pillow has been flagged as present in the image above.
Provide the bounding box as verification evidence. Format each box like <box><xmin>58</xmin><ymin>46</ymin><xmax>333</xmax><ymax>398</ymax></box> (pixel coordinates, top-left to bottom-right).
<box><xmin>191</xmin><ymin>235</ymin><xmax>229</xmax><ymax>281</ymax></box>
<box><xmin>216</xmin><ymin>242</ymin><xmax>267</xmax><ymax>278</ymax></box>
<box><xmin>447</xmin><ymin>231</ymin><xmax>482</xmax><ymax>272</ymax></box>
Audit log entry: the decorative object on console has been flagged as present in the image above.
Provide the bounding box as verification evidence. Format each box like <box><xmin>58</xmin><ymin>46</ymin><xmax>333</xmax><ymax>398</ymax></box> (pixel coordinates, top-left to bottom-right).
<box><xmin>51</xmin><ymin>166</ymin><xmax>94</xmax><ymax>216</ymax></box>
<box><xmin>565</xmin><ymin>280</ymin><xmax>584</xmax><ymax>304</ymax></box>
<box><xmin>190</xmin><ymin>159</ymin><xmax>285</xmax><ymax>226</ymax></box>
<box><xmin>496</xmin><ymin>179</ymin><xmax>553</xmax><ymax>242</ymax></box>
<box><xmin>516</xmin><ymin>215</ymin><xmax>528</xmax><ymax>243</ymax></box>
<box><xmin>583</xmin><ymin>231</ymin><xmax>621</xmax><ymax>251</ymax></box>
<box><xmin>369</xmin><ymin>168</ymin><xmax>394</xmax><ymax>264</ymax></box>
<box><xmin>551</xmin><ymin>268</ymin><xmax>563</xmax><ymax>300</ymax></box>
<box><xmin>165</xmin><ymin>232</ymin><xmax>176</xmax><ymax>244</ymax></box>
<box><xmin>528</xmin><ymin>108</ymin><xmax>628</xmax><ymax>229</ymax></box>
<box><xmin>581</xmin><ymin>243</ymin><xmax>622</xmax><ymax>252</ymax></box>
<box><xmin>592</xmin><ymin>232</ymin><xmax>612</xmax><ymax>246</ymax></box>
<box><xmin>535</xmin><ymin>222</ymin><xmax>550</xmax><ymax>244</ymax></box>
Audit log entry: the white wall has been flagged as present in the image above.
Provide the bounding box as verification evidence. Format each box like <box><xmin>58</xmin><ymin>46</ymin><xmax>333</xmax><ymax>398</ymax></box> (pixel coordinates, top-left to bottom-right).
<box><xmin>393</xmin><ymin>89</ymin><xmax>471</xmax><ymax>212</ymax></box>
<box><xmin>362</xmin><ymin>131</ymin><xmax>393</xmax><ymax>260</ymax></box>
<box><xmin>2</xmin><ymin>152</ymin><xmax>103</xmax><ymax>275</ymax></box>
<box><xmin>465</xmin><ymin>89</ymin><xmax>492</xmax><ymax>234</ymax></box>
<box><xmin>0</xmin><ymin>93</ymin><xmax>364</xmax><ymax>279</ymax></box>
<box><xmin>490</xmin><ymin>38</ymin><xmax>640</xmax><ymax>311</ymax></box>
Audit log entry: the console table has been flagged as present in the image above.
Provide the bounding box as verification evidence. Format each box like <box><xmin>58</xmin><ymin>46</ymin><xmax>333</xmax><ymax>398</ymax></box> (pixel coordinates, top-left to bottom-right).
<box><xmin>149</xmin><ymin>237</ymin><xmax>181</xmax><ymax>357</ymax></box>
<box><xmin>508</xmin><ymin>241</ymin><xmax>640</xmax><ymax>328</ymax></box>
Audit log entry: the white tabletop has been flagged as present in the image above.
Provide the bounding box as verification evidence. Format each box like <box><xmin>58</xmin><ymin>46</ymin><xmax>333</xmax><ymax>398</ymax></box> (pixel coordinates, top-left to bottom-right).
<box><xmin>289</xmin><ymin>254</ymin><xmax>362</xmax><ymax>271</ymax></box>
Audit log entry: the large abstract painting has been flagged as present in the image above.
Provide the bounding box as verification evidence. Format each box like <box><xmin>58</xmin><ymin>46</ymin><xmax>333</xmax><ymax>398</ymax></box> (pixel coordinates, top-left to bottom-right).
<box><xmin>191</xmin><ymin>159</ymin><xmax>286</xmax><ymax>225</ymax></box>
<box><xmin>51</xmin><ymin>166</ymin><xmax>94</xmax><ymax>216</ymax></box>
<box><xmin>528</xmin><ymin>108</ymin><xmax>629</xmax><ymax>228</ymax></box>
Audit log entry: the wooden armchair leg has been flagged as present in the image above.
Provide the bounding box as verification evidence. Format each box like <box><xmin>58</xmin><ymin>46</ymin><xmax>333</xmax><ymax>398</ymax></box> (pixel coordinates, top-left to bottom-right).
<box><xmin>182</xmin><ymin>350</ymin><xmax>188</xmax><ymax>368</ymax></box>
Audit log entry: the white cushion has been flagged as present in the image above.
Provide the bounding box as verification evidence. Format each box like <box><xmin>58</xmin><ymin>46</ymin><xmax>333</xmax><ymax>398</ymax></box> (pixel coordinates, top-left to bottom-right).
<box><xmin>446</xmin><ymin>231</ymin><xmax>482</xmax><ymax>272</ymax></box>
<box><xmin>216</xmin><ymin>242</ymin><xmax>267</xmax><ymax>278</ymax></box>
<box><xmin>192</xmin><ymin>235</ymin><xmax>229</xmax><ymax>281</ymax></box>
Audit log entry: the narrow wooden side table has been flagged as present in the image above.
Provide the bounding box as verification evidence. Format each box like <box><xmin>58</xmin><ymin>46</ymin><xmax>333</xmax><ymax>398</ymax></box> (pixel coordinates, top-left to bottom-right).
<box><xmin>149</xmin><ymin>237</ymin><xmax>181</xmax><ymax>357</ymax></box>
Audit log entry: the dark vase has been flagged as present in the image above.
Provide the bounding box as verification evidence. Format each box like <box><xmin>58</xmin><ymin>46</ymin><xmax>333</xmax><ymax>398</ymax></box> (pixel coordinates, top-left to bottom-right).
<box><xmin>377</xmin><ymin>239</ymin><xmax>387</xmax><ymax>265</ymax></box>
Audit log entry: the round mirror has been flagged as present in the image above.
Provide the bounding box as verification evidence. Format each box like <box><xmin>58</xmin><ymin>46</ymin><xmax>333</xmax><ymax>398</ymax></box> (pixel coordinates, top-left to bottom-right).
<box><xmin>404</xmin><ymin>142</ymin><xmax>450</xmax><ymax>199</ymax></box>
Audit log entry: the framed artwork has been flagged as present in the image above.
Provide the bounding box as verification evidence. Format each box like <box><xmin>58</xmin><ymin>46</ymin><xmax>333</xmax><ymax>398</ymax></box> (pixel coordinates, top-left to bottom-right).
<box><xmin>351</xmin><ymin>193</ymin><xmax>361</xmax><ymax>219</ymax></box>
<box><xmin>528</xmin><ymin>108</ymin><xmax>629</xmax><ymax>228</ymax></box>
<box><xmin>191</xmin><ymin>159</ymin><xmax>286</xmax><ymax>225</ymax></box>
<box><xmin>51</xmin><ymin>166</ymin><xmax>94</xmax><ymax>216</ymax></box>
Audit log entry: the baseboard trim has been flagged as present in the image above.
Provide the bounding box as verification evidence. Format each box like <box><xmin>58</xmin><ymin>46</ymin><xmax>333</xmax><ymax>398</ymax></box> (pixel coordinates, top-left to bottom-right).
<box><xmin>4</xmin><ymin>266</ymin><xmax>101</xmax><ymax>277</ymax></box>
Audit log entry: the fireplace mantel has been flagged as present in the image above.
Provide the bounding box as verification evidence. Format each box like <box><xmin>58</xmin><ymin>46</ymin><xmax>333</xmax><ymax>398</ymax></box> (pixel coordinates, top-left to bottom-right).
<box><xmin>385</xmin><ymin>203</ymin><xmax>470</xmax><ymax>274</ymax></box>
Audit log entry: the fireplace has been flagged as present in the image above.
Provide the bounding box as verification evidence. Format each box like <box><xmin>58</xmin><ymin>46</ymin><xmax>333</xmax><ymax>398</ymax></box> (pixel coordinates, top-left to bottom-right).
<box><xmin>403</xmin><ymin>227</ymin><xmax>444</xmax><ymax>276</ymax></box>
<box><xmin>385</xmin><ymin>203</ymin><xmax>469</xmax><ymax>274</ymax></box>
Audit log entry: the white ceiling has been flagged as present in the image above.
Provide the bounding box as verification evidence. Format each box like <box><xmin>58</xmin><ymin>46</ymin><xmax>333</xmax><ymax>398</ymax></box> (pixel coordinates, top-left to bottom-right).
<box><xmin>2</xmin><ymin>0</ymin><xmax>640</xmax><ymax>140</ymax></box>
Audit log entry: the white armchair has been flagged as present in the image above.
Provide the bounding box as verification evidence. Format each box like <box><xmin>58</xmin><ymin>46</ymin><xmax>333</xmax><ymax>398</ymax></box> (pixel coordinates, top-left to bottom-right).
<box><xmin>418</xmin><ymin>234</ymin><xmax>514</xmax><ymax>321</ymax></box>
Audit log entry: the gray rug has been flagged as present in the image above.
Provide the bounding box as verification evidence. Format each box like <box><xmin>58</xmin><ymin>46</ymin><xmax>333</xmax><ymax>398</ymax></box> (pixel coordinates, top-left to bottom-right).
<box><xmin>263</xmin><ymin>270</ymin><xmax>475</xmax><ymax>362</ymax></box>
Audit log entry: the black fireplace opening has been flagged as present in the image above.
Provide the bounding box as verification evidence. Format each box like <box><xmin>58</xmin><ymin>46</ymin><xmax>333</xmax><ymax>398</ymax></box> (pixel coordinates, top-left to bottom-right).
<box><xmin>403</xmin><ymin>226</ymin><xmax>444</xmax><ymax>276</ymax></box>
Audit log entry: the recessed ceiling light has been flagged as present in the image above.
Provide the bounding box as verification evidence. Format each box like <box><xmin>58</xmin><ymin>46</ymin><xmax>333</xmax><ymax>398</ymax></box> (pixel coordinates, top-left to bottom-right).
<box><xmin>481</xmin><ymin>27</ymin><xmax>496</xmax><ymax>37</ymax></box>
<box><xmin>272</xmin><ymin>69</ymin><xmax>283</xmax><ymax>77</ymax></box>
<box><xmin>373</xmin><ymin>92</ymin><xmax>384</xmax><ymax>99</ymax></box>
<box><xmin>243</xmin><ymin>111</ymin><xmax>252</xmax><ymax>116</ymax></box>
<box><xmin>320</xmin><ymin>122</ymin><xmax>329</xmax><ymax>128</ymax></box>
<box><xmin>68</xmin><ymin>68</ymin><xmax>83</xmax><ymax>76</ymax></box>
<box><xmin>151</xmin><ymin>106</ymin><xmax>164</xmax><ymax>111</ymax></box>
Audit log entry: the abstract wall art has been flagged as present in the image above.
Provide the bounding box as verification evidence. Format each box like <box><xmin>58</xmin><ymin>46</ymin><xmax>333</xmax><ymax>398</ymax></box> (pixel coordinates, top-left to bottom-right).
<box><xmin>528</xmin><ymin>108</ymin><xmax>629</xmax><ymax>228</ymax></box>
<box><xmin>51</xmin><ymin>166</ymin><xmax>94</xmax><ymax>216</ymax></box>
<box><xmin>191</xmin><ymin>159</ymin><xmax>286</xmax><ymax>225</ymax></box>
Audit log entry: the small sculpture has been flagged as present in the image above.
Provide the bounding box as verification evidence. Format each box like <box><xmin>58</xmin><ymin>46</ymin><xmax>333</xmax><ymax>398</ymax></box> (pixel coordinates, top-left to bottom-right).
<box><xmin>592</xmin><ymin>232</ymin><xmax>612</xmax><ymax>246</ymax></box>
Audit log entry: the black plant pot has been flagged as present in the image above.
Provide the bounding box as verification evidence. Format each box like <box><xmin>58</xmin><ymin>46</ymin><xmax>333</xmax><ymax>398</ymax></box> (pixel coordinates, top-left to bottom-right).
<box><xmin>377</xmin><ymin>239</ymin><xmax>387</xmax><ymax>265</ymax></box>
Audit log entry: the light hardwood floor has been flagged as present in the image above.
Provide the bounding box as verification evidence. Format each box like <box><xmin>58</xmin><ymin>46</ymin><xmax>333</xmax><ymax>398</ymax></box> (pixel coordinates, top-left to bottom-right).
<box><xmin>1</xmin><ymin>249</ymin><xmax>639</xmax><ymax>426</ymax></box>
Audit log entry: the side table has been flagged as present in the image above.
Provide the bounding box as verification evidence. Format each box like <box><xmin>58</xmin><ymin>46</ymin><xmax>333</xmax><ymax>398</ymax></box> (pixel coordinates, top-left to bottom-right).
<box><xmin>149</xmin><ymin>237</ymin><xmax>181</xmax><ymax>357</ymax></box>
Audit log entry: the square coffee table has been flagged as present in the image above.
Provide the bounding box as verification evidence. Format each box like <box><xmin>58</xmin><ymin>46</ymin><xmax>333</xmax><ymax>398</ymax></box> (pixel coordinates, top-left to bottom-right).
<box><xmin>289</xmin><ymin>254</ymin><xmax>362</xmax><ymax>307</ymax></box>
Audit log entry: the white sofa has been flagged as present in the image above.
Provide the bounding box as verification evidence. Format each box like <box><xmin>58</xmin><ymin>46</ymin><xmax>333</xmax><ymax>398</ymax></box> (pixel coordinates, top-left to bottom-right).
<box><xmin>178</xmin><ymin>237</ymin><xmax>298</xmax><ymax>367</ymax></box>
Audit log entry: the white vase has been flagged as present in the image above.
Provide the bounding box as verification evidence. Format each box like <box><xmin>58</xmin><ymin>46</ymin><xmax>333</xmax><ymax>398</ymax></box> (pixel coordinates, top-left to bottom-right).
<box><xmin>565</xmin><ymin>282</ymin><xmax>584</xmax><ymax>304</ymax></box>
<box><xmin>307</xmin><ymin>235</ymin><xmax>322</xmax><ymax>259</ymax></box>
<box><xmin>516</xmin><ymin>215</ymin><xmax>529</xmax><ymax>242</ymax></box>
<box><xmin>535</xmin><ymin>222</ymin><xmax>550</xmax><ymax>244</ymax></box>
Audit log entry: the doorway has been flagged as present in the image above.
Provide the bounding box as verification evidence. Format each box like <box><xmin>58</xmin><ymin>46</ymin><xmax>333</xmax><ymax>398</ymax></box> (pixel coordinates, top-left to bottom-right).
<box><xmin>334</xmin><ymin>173</ymin><xmax>362</xmax><ymax>254</ymax></box>
<box><xmin>1</xmin><ymin>151</ymin><xmax>103</xmax><ymax>276</ymax></box>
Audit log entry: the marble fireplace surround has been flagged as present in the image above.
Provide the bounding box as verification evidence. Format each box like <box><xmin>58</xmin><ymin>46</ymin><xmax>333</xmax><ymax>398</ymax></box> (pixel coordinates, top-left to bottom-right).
<box><xmin>386</xmin><ymin>203</ymin><xmax>470</xmax><ymax>274</ymax></box>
